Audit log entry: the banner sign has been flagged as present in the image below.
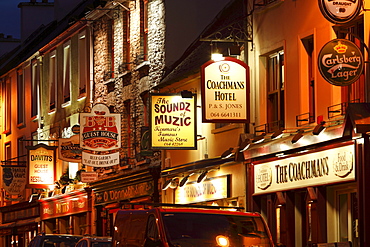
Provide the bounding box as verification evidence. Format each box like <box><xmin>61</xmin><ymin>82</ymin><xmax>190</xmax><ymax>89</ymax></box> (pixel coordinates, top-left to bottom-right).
<box><xmin>201</xmin><ymin>57</ymin><xmax>250</xmax><ymax>123</ymax></box>
<box><xmin>175</xmin><ymin>176</ymin><xmax>229</xmax><ymax>204</ymax></box>
<box><xmin>318</xmin><ymin>0</ymin><xmax>362</xmax><ymax>24</ymax></box>
<box><xmin>150</xmin><ymin>93</ymin><xmax>197</xmax><ymax>150</ymax></box>
<box><xmin>27</xmin><ymin>144</ymin><xmax>56</xmax><ymax>188</ymax></box>
<box><xmin>318</xmin><ymin>39</ymin><xmax>363</xmax><ymax>86</ymax></box>
<box><xmin>2</xmin><ymin>165</ymin><xmax>27</xmax><ymax>196</ymax></box>
<box><xmin>58</xmin><ymin>135</ymin><xmax>82</xmax><ymax>162</ymax></box>
<box><xmin>82</xmin><ymin>151</ymin><xmax>119</xmax><ymax>167</ymax></box>
<box><xmin>80</xmin><ymin>172</ymin><xmax>98</xmax><ymax>183</ymax></box>
<box><xmin>254</xmin><ymin>145</ymin><xmax>355</xmax><ymax>195</ymax></box>
<box><xmin>80</xmin><ymin>104</ymin><xmax>121</xmax><ymax>151</ymax></box>
<box><xmin>40</xmin><ymin>193</ymin><xmax>88</xmax><ymax>219</ymax></box>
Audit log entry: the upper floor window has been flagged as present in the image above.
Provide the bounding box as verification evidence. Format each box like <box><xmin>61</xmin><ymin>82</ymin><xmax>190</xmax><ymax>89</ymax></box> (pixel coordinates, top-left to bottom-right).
<box><xmin>301</xmin><ymin>35</ymin><xmax>315</xmax><ymax>124</ymax></box>
<box><xmin>140</xmin><ymin>0</ymin><xmax>148</xmax><ymax>62</ymax></box>
<box><xmin>63</xmin><ymin>41</ymin><xmax>71</xmax><ymax>105</ymax></box>
<box><xmin>107</xmin><ymin>19</ymin><xmax>115</xmax><ymax>79</ymax></box>
<box><xmin>31</xmin><ymin>60</ymin><xmax>40</xmax><ymax>118</ymax></box>
<box><xmin>3</xmin><ymin>77</ymin><xmax>11</xmax><ymax>134</ymax></box>
<box><xmin>267</xmin><ymin>50</ymin><xmax>285</xmax><ymax>131</ymax></box>
<box><xmin>49</xmin><ymin>50</ymin><xmax>57</xmax><ymax>112</ymax></box>
<box><xmin>17</xmin><ymin>70</ymin><xmax>25</xmax><ymax>127</ymax></box>
<box><xmin>78</xmin><ymin>31</ymin><xmax>88</xmax><ymax>99</ymax></box>
<box><xmin>122</xmin><ymin>9</ymin><xmax>131</xmax><ymax>71</ymax></box>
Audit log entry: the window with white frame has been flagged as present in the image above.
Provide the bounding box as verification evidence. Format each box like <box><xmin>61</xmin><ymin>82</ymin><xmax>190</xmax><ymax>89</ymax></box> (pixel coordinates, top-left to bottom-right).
<box><xmin>63</xmin><ymin>41</ymin><xmax>71</xmax><ymax>105</ymax></box>
<box><xmin>78</xmin><ymin>31</ymin><xmax>87</xmax><ymax>99</ymax></box>
<box><xmin>17</xmin><ymin>70</ymin><xmax>25</xmax><ymax>126</ymax></box>
<box><xmin>31</xmin><ymin>60</ymin><xmax>40</xmax><ymax>118</ymax></box>
<box><xmin>49</xmin><ymin>50</ymin><xmax>57</xmax><ymax>111</ymax></box>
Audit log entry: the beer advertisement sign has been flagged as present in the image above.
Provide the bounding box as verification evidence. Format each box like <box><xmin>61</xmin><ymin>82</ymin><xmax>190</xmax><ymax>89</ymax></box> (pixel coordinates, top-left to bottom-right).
<box><xmin>150</xmin><ymin>93</ymin><xmax>197</xmax><ymax>150</ymax></box>
<box><xmin>2</xmin><ymin>165</ymin><xmax>27</xmax><ymax>196</ymax></box>
<box><xmin>318</xmin><ymin>39</ymin><xmax>363</xmax><ymax>86</ymax></box>
<box><xmin>201</xmin><ymin>57</ymin><xmax>250</xmax><ymax>123</ymax></box>
<box><xmin>318</xmin><ymin>0</ymin><xmax>362</xmax><ymax>24</ymax></box>
<box><xmin>80</xmin><ymin>104</ymin><xmax>121</xmax><ymax>151</ymax></box>
<box><xmin>27</xmin><ymin>144</ymin><xmax>56</xmax><ymax>188</ymax></box>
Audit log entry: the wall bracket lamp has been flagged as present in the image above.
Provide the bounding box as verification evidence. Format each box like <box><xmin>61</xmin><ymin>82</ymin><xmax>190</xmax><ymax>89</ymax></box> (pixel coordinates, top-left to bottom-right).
<box><xmin>221</xmin><ymin>148</ymin><xmax>234</xmax><ymax>159</ymax></box>
<box><xmin>291</xmin><ymin>129</ymin><xmax>304</xmax><ymax>144</ymax></box>
<box><xmin>312</xmin><ymin>121</ymin><xmax>326</xmax><ymax>135</ymax></box>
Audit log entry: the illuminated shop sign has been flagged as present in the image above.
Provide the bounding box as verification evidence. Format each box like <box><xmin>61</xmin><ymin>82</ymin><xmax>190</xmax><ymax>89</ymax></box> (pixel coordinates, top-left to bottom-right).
<box><xmin>58</xmin><ymin>135</ymin><xmax>82</xmax><ymax>162</ymax></box>
<box><xmin>318</xmin><ymin>39</ymin><xmax>363</xmax><ymax>86</ymax></box>
<box><xmin>318</xmin><ymin>0</ymin><xmax>362</xmax><ymax>24</ymax></box>
<box><xmin>82</xmin><ymin>151</ymin><xmax>119</xmax><ymax>167</ymax></box>
<box><xmin>201</xmin><ymin>57</ymin><xmax>250</xmax><ymax>123</ymax></box>
<box><xmin>27</xmin><ymin>144</ymin><xmax>57</xmax><ymax>188</ymax></box>
<box><xmin>40</xmin><ymin>193</ymin><xmax>88</xmax><ymax>219</ymax></box>
<box><xmin>80</xmin><ymin>104</ymin><xmax>121</xmax><ymax>151</ymax></box>
<box><xmin>175</xmin><ymin>176</ymin><xmax>229</xmax><ymax>204</ymax></box>
<box><xmin>253</xmin><ymin>145</ymin><xmax>355</xmax><ymax>195</ymax></box>
<box><xmin>150</xmin><ymin>93</ymin><xmax>197</xmax><ymax>150</ymax></box>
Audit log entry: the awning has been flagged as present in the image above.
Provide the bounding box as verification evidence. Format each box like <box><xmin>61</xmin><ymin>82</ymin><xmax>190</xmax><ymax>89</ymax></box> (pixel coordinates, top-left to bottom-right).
<box><xmin>345</xmin><ymin>103</ymin><xmax>370</xmax><ymax>134</ymax></box>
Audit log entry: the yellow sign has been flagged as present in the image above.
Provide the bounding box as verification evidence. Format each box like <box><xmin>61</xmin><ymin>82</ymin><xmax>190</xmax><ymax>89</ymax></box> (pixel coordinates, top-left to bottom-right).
<box><xmin>175</xmin><ymin>176</ymin><xmax>228</xmax><ymax>204</ymax></box>
<box><xmin>150</xmin><ymin>94</ymin><xmax>197</xmax><ymax>149</ymax></box>
<box><xmin>28</xmin><ymin>144</ymin><xmax>56</xmax><ymax>188</ymax></box>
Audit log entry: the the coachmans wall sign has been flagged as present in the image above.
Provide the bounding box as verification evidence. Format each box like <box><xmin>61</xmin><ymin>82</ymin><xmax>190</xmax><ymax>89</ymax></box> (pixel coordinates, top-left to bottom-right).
<box><xmin>318</xmin><ymin>0</ymin><xmax>362</xmax><ymax>24</ymax></box>
<box><xmin>318</xmin><ymin>39</ymin><xmax>363</xmax><ymax>86</ymax></box>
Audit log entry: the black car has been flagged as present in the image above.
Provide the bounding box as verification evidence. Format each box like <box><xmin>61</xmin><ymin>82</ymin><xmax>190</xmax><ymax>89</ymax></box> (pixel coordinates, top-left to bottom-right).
<box><xmin>28</xmin><ymin>233</ymin><xmax>84</xmax><ymax>247</ymax></box>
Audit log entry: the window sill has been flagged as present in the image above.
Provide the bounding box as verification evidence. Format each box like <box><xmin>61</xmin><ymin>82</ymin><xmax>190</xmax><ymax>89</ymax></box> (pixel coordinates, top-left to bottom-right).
<box><xmin>61</xmin><ymin>101</ymin><xmax>71</xmax><ymax>108</ymax></box>
<box><xmin>78</xmin><ymin>94</ymin><xmax>86</xmax><ymax>102</ymax></box>
<box><xmin>48</xmin><ymin>108</ymin><xmax>56</xmax><ymax>115</ymax></box>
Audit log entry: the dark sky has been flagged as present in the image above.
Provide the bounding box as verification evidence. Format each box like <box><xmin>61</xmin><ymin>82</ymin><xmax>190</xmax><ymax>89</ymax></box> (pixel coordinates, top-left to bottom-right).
<box><xmin>0</xmin><ymin>0</ymin><xmax>23</xmax><ymax>38</ymax></box>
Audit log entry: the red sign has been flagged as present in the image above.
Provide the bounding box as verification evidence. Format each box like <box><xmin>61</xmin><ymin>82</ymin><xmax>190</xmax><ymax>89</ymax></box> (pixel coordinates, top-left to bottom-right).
<box><xmin>80</xmin><ymin>104</ymin><xmax>121</xmax><ymax>151</ymax></box>
<box><xmin>40</xmin><ymin>192</ymin><xmax>88</xmax><ymax>219</ymax></box>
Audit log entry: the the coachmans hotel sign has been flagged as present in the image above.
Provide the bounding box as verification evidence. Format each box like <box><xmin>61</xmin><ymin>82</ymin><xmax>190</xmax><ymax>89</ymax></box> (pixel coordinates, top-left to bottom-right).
<box><xmin>201</xmin><ymin>57</ymin><xmax>250</xmax><ymax>123</ymax></box>
<box><xmin>253</xmin><ymin>145</ymin><xmax>355</xmax><ymax>195</ymax></box>
<box><xmin>150</xmin><ymin>93</ymin><xmax>197</xmax><ymax>150</ymax></box>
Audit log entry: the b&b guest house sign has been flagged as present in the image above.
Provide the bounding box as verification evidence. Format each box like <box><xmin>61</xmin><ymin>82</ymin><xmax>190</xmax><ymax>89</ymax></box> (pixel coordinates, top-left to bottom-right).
<box><xmin>318</xmin><ymin>39</ymin><xmax>363</xmax><ymax>86</ymax></box>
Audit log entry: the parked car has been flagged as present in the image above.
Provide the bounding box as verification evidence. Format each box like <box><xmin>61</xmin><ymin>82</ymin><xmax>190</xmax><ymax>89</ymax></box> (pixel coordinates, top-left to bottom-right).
<box><xmin>75</xmin><ymin>236</ymin><xmax>112</xmax><ymax>247</ymax></box>
<box><xmin>112</xmin><ymin>207</ymin><xmax>275</xmax><ymax>247</ymax></box>
<box><xmin>28</xmin><ymin>233</ymin><xmax>83</xmax><ymax>247</ymax></box>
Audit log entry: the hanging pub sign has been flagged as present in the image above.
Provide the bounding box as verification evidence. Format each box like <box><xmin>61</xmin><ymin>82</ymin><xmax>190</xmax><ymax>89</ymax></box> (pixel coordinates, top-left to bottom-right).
<box><xmin>1</xmin><ymin>165</ymin><xmax>27</xmax><ymax>196</ymax></box>
<box><xmin>318</xmin><ymin>39</ymin><xmax>363</xmax><ymax>86</ymax></box>
<box><xmin>201</xmin><ymin>57</ymin><xmax>250</xmax><ymax>123</ymax></box>
<box><xmin>318</xmin><ymin>0</ymin><xmax>362</xmax><ymax>24</ymax></box>
<box><xmin>26</xmin><ymin>144</ymin><xmax>57</xmax><ymax>188</ymax></box>
<box><xmin>80</xmin><ymin>103</ymin><xmax>121</xmax><ymax>151</ymax></box>
<box><xmin>82</xmin><ymin>151</ymin><xmax>120</xmax><ymax>167</ymax></box>
<box><xmin>150</xmin><ymin>93</ymin><xmax>197</xmax><ymax>150</ymax></box>
<box><xmin>58</xmin><ymin>135</ymin><xmax>82</xmax><ymax>162</ymax></box>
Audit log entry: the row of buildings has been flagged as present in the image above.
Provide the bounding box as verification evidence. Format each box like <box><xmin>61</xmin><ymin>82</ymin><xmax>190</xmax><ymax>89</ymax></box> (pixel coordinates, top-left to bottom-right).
<box><xmin>0</xmin><ymin>0</ymin><xmax>369</xmax><ymax>246</ymax></box>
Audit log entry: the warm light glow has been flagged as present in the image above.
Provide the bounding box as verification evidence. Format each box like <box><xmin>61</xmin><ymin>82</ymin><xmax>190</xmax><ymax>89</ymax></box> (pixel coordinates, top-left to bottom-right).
<box><xmin>211</xmin><ymin>53</ymin><xmax>224</xmax><ymax>61</ymax></box>
<box><xmin>216</xmin><ymin>235</ymin><xmax>229</xmax><ymax>247</ymax></box>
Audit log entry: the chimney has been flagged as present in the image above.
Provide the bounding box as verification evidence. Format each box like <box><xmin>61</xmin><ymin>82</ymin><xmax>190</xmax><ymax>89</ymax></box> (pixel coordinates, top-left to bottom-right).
<box><xmin>18</xmin><ymin>0</ymin><xmax>54</xmax><ymax>42</ymax></box>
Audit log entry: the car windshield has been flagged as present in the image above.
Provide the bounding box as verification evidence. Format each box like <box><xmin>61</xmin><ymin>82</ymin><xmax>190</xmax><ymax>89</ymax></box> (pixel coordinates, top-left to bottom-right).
<box><xmin>161</xmin><ymin>212</ymin><xmax>272</xmax><ymax>247</ymax></box>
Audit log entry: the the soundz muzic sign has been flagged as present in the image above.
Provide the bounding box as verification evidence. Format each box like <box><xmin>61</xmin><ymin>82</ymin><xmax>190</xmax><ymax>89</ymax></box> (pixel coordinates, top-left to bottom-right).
<box><xmin>318</xmin><ymin>39</ymin><xmax>363</xmax><ymax>86</ymax></box>
<box><xmin>201</xmin><ymin>57</ymin><xmax>250</xmax><ymax>123</ymax></box>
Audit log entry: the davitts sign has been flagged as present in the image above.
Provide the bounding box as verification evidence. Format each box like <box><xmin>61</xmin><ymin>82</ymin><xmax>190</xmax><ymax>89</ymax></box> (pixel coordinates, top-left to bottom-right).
<box><xmin>201</xmin><ymin>57</ymin><xmax>250</xmax><ymax>123</ymax></box>
<box><xmin>318</xmin><ymin>39</ymin><xmax>363</xmax><ymax>86</ymax></box>
<box><xmin>150</xmin><ymin>93</ymin><xmax>197</xmax><ymax>150</ymax></box>
<box><xmin>27</xmin><ymin>144</ymin><xmax>57</xmax><ymax>188</ymax></box>
<box><xmin>254</xmin><ymin>144</ymin><xmax>355</xmax><ymax>195</ymax></box>
<box><xmin>80</xmin><ymin>104</ymin><xmax>121</xmax><ymax>151</ymax></box>
<box><xmin>318</xmin><ymin>0</ymin><xmax>362</xmax><ymax>24</ymax></box>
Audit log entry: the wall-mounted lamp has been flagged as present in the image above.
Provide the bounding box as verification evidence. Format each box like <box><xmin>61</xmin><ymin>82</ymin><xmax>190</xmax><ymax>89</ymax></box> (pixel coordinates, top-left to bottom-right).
<box><xmin>239</xmin><ymin>139</ymin><xmax>250</xmax><ymax>152</ymax></box>
<box><xmin>312</xmin><ymin>121</ymin><xmax>326</xmax><ymax>135</ymax></box>
<box><xmin>221</xmin><ymin>147</ymin><xmax>234</xmax><ymax>159</ymax></box>
<box><xmin>252</xmin><ymin>133</ymin><xmax>266</xmax><ymax>144</ymax></box>
<box><xmin>197</xmin><ymin>171</ymin><xmax>208</xmax><ymax>183</ymax></box>
<box><xmin>271</xmin><ymin>129</ymin><xmax>284</xmax><ymax>139</ymax></box>
<box><xmin>291</xmin><ymin>129</ymin><xmax>304</xmax><ymax>144</ymax></box>
<box><xmin>179</xmin><ymin>173</ymin><xmax>194</xmax><ymax>187</ymax></box>
<box><xmin>180</xmin><ymin>90</ymin><xmax>193</xmax><ymax>98</ymax></box>
<box><xmin>211</xmin><ymin>43</ymin><xmax>224</xmax><ymax>61</ymax></box>
<box><xmin>162</xmin><ymin>178</ymin><xmax>178</xmax><ymax>190</ymax></box>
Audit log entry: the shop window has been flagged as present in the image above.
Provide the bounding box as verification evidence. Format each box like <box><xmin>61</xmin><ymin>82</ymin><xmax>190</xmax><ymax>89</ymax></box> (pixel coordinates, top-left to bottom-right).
<box><xmin>31</xmin><ymin>60</ymin><xmax>40</xmax><ymax>118</ymax></box>
<box><xmin>78</xmin><ymin>31</ymin><xmax>88</xmax><ymax>99</ymax></box>
<box><xmin>337</xmin><ymin>190</ymin><xmax>358</xmax><ymax>246</ymax></box>
<box><xmin>17</xmin><ymin>70</ymin><xmax>25</xmax><ymax>127</ymax></box>
<box><xmin>63</xmin><ymin>41</ymin><xmax>71</xmax><ymax>105</ymax></box>
<box><xmin>267</xmin><ymin>50</ymin><xmax>285</xmax><ymax>130</ymax></box>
